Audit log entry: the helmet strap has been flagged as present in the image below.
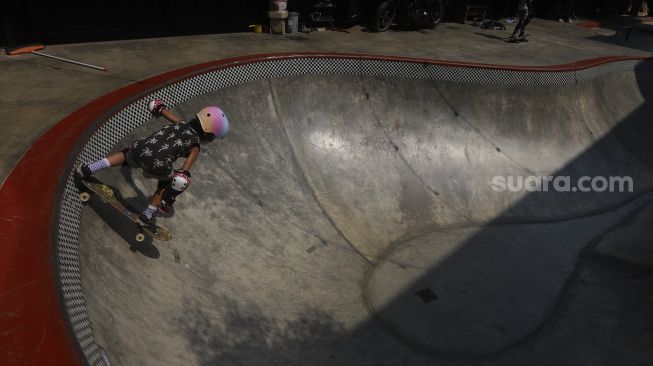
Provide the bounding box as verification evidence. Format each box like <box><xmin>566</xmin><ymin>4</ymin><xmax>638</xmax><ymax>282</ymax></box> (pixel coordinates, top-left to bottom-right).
<box><xmin>189</xmin><ymin>117</ymin><xmax>205</xmax><ymax>137</ymax></box>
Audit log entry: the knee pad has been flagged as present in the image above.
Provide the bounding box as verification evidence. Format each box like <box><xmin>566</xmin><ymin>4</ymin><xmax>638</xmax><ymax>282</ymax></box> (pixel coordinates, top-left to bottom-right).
<box><xmin>170</xmin><ymin>172</ymin><xmax>191</xmax><ymax>193</ymax></box>
<box><xmin>158</xmin><ymin>172</ymin><xmax>190</xmax><ymax>202</ymax></box>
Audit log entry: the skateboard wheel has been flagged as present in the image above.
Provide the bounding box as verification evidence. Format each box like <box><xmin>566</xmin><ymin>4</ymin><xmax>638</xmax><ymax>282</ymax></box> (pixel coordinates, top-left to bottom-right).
<box><xmin>135</xmin><ymin>233</ymin><xmax>146</xmax><ymax>242</ymax></box>
<box><xmin>79</xmin><ymin>192</ymin><xmax>91</xmax><ymax>202</ymax></box>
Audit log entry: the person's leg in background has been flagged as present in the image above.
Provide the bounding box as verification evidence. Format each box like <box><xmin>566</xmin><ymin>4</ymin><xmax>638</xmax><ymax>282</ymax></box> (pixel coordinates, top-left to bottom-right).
<box><xmin>520</xmin><ymin>9</ymin><xmax>532</xmax><ymax>38</ymax></box>
<box><xmin>634</xmin><ymin>0</ymin><xmax>645</xmax><ymax>15</ymax></box>
<box><xmin>510</xmin><ymin>8</ymin><xmax>529</xmax><ymax>40</ymax></box>
<box><xmin>625</xmin><ymin>0</ymin><xmax>645</xmax><ymax>15</ymax></box>
<box><xmin>636</xmin><ymin>0</ymin><xmax>648</xmax><ymax>15</ymax></box>
<box><xmin>556</xmin><ymin>0</ymin><xmax>572</xmax><ymax>22</ymax></box>
<box><xmin>571</xmin><ymin>0</ymin><xmax>577</xmax><ymax>20</ymax></box>
<box><xmin>565</xmin><ymin>0</ymin><xmax>575</xmax><ymax>22</ymax></box>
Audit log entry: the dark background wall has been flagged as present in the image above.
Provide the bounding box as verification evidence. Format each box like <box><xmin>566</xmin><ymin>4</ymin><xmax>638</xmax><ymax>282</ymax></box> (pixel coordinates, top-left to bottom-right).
<box><xmin>1</xmin><ymin>1</ymin><xmax>270</xmax><ymax>46</ymax></box>
<box><xmin>455</xmin><ymin>0</ymin><xmax>647</xmax><ymax>19</ymax></box>
<box><xmin>0</xmin><ymin>0</ymin><xmax>647</xmax><ymax>47</ymax></box>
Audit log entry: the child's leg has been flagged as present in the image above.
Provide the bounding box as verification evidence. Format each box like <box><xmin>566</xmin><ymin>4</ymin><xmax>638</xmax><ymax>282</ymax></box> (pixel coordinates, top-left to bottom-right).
<box><xmin>149</xmin><ymin>185</ymin><xmax>167</xmax><ymax>209</ymax></box>
<box><xmin>511</xmin><ymin>11</ymin><xmax>526</xmax><ymax>37</ymax></box>
<box><xmin>79</xmin><ymin>149</ymin><xmax>128</xmax><ymax>177</ymax></box>
<box><xmin>106</xmin><ymin>151</ymin><xmax>126</xmax><ymax>166</ymax></box>
<box><xmin>139</xmin><ymin>182</ymin><xmax>168</xmax><ymax>224</ymax></box>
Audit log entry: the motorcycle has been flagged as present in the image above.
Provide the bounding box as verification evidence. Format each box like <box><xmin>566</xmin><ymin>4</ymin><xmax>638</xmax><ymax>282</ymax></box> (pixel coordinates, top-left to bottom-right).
<box><xmin>369</xmin><ymin>0</ymin><xmax>446</xmax><ymax>32</ymax></box>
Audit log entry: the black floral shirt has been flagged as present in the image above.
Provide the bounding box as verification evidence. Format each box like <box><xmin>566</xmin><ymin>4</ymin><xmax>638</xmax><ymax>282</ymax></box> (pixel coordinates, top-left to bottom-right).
<box><xmin>130</xmin><ymin>122</ymin><xmax>200</xmax><ymax>177</ymax></box>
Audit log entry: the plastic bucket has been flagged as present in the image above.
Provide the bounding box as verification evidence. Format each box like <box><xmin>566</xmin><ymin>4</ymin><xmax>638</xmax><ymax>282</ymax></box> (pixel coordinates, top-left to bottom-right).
<box><xmin>249</xmin><ymin>24</ymin><xmax>263</xmax><ymax>33</ymax></box>
<box><xmin>287</xmin><ymin>12</ymin><xmax>299</xmax><ymax>33</ymax></box>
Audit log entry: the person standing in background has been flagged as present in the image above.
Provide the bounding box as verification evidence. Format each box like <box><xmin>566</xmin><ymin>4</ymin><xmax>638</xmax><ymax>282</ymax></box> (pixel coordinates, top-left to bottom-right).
<box><xmin>642</xmin><ymin>0</ymin><xmax>649</xmax><ymax>16</ymax></box>
<box><xmin>556</xmin><ymin>0</ymin><xmax>575</xmax><ymax>23</ymax></box>
<box><xmin>507</xmin><ymin>0</ymin><xmax>534</xmax><ymax>43</ymax></box>
<box><xmin>631</xmin><ymin>0</ymin><xmax>649</xmax><ymax>15</ymax></box>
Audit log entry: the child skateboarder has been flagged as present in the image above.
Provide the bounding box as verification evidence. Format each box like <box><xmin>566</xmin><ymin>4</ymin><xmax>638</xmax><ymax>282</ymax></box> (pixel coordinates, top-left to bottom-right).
<box><xmin>507</xmin><ymin>0</ymin><xmax>534</xmax><ymax>43</ymax></box>
<box><xmin>77</xmin><ymin>99</ymin><xmax>230</xmax><ymax>229</ymax></box>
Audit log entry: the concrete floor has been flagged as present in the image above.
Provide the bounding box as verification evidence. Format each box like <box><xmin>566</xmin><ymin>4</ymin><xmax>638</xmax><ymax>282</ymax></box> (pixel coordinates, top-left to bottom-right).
<box><xmin>1</xmin><ymin>18</ymin><xmax>652</xmax><ymax>184</ymax></box>
<box><xmin>3</xmin><ymin>16</ymin><xmax>653</xmax><ymax>366</ymax></box>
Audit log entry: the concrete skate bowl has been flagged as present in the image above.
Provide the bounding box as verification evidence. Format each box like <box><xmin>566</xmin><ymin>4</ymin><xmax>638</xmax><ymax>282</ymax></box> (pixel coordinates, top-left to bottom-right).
<box><xmin>1</xmin><ymin>53</ymin><xmax>653</xmax><ymax>366</ymax></box>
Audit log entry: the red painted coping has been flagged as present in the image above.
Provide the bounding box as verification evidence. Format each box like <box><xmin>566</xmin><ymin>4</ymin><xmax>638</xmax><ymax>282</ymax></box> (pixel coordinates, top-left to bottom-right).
<box><xmin>0</xmin><ymin>53</ymin><xmax>651</xmax><ymax>365</ymax></box>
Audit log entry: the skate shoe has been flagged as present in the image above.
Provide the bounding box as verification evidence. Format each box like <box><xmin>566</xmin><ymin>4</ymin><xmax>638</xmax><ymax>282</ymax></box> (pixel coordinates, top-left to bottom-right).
<box><xmin>76</xmin><ymin>164</ymin><xmax>94</xmax><ymax>180</ymax></box>
<box><xmin>137</xmin><ymin>214</ymin><xmax>157</xmax><ymax>232</ymax></box>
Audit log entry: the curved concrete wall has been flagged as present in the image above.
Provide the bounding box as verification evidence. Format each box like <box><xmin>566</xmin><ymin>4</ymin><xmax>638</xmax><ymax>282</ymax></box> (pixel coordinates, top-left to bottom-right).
<box><xmin>0</xmin><ymin>53</ymin><xmax>651</xmax><ymax>365</ymax></box>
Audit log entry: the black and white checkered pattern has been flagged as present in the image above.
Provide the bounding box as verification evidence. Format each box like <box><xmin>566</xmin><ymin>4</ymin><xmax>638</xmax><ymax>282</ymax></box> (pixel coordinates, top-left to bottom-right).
<box><xmin>53</xmin><ymin>55</ymin><xmax>652</xmax><ymax>365</ymax></box>
<box><xmin>576</xmin><ymin>60</ymin><xmax>651</xmax><ymax>83</ymax></box>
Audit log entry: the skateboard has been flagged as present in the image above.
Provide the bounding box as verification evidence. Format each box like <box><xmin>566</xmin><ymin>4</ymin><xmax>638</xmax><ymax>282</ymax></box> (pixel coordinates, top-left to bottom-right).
<box><xmin>505</xmin><ymin>34</ymin><xmax>529</xmax><ymax>43</ymax></box>
<box><xmin>75</xmin><ymin>173</ymin><xmax>172</xmax><ymax>242</ymax></box>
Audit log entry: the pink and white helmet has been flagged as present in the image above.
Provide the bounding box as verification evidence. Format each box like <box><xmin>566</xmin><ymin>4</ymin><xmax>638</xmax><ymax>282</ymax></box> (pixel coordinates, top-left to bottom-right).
<box><xmin>196</xmin><ymin>106</ymin><xmax>229</xmax><ymax>139</ymax></box>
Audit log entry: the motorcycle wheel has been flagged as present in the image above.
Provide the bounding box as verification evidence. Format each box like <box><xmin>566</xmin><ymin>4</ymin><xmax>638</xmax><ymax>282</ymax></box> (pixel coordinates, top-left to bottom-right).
<box><xmin>370</xmin><ymin>1</ymin><xmax>397</xmax><ymax>32</ymax></box>
<box><xmin>429</xmin><ymin>0</ymin><xmax>445</xmax><ymax>27</ymax></box>
<box><xmin>398</xmin><ymin>0</ymin><xmax>444</xmax><ymax>30</ymax></box>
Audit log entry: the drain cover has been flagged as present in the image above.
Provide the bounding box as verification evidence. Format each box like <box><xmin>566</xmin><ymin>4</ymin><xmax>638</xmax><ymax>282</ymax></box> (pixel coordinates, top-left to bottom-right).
<box><xmin>415</xmin><ymin>288</ymin><xmax>438</xmax><ymax>303</ymax></box>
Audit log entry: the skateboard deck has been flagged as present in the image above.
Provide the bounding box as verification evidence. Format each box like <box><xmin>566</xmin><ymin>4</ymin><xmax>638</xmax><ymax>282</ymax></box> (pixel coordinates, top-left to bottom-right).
<box><xmin>76</xmin><ymin>174</ymin><xmax>172</xmax><ymax>242</ymax></box>
<box><xmin>505</xmin><ymin>34</ymin><xmax>529</xmax><ymax>43</ymax></box>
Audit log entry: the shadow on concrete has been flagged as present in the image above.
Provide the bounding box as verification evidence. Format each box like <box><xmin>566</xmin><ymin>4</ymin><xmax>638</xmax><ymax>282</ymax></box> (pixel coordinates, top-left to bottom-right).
<box><xmin>179</xmin><ymin>295</ymin><xmax>352</xmax><ymax>366</ymax></box>
<box><xmin>586</xmin><ymin>23</ymin><xmax>653</xmax><ymax>53</ymax></box>
<box><xmin>118</xmin><ymin>155</ymin><xmax>177</xmax><ymax>219</ymax></box>
<box><xmin>474</xmin><ymin>32</ymin><xmax>511</xmax><ymax>42</ymax></box>
<box><xmin>357</xmin><ymin>59</ymin><xmax>653</xmax><ymax>362</ymax></box>
<box><xmin>120</xmin><ymin>166</ymin><xmax>149</xmax><ymax>207</ymax></box>
<box><xmin>86</xmin><ymin>191</ymin><xmax>160</xmax><ymax>259</ymax></box>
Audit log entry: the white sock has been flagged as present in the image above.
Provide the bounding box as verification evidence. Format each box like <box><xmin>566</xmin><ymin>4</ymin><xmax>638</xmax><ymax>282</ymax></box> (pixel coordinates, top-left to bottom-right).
<box><xmin>143</xmin><ymin>205</ymin><xmax>158</xmax><ymax>220</ymax></box>
<box><xmin>87</xmin><ymin>158</ymin><xmax>110</xmax><ymax>174</ymax></box>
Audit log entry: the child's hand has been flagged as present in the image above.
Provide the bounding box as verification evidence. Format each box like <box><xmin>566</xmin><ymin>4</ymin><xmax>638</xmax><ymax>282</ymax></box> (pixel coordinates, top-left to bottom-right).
<box><xmin>148</xmin><ymin>99</ymin><xmax>167</xmax><ymax>117</ymax></box>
